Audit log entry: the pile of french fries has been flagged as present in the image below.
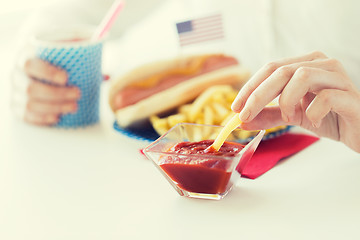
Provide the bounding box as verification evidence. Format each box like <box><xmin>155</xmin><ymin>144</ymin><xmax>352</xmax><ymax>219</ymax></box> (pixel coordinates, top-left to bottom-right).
<box><xmin>150</xmin><ymin>85</ymin><xmax>287</xmax><ymax>140</ymax></box>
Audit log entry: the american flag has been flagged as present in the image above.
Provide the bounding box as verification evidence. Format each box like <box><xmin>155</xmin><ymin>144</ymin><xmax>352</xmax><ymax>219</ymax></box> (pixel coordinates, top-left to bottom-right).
<box><xmin>176</xmin><ymin>13</ymin><xmax>224</xmax><ymax>47</ymax></box>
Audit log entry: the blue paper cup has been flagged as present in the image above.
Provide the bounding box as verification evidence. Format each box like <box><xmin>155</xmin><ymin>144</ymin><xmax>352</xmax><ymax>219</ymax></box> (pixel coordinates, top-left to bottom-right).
<box><xmin>33</xmin><ymin>25</ymin><xmax>103</xmax><ymax>128</ymax></box>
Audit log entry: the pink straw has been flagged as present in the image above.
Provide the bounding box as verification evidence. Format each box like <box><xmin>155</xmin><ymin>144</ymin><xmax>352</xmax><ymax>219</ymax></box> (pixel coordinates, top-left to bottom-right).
<box><xmin>91</xmin><ymin>0</ymin><xmax>125</xmax><ymax>41</ymax></box>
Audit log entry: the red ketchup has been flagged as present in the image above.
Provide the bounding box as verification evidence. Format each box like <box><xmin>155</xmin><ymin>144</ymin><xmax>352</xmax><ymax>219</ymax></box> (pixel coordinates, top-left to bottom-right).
<box><xmin>159</xmin><ymin>140</ymin><xmax>244</xmax><ymax>194</ymax></box>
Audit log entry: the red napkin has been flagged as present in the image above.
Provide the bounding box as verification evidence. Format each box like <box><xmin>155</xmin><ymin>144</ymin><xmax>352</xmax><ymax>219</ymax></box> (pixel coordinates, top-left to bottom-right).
<box><xmin>237</xmin><ymin>133</ymin><xmax>319</xmax><ymax>179</ymax></box>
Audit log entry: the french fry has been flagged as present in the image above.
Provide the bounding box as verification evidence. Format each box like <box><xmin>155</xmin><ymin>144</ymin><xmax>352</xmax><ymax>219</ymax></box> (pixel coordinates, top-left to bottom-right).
<box><xmin>203</xmin><ymin>106</ymin><xmax>214</xmax><ymax>125</ymax></box>
<box><xmin>178</xmin><ymin>104</ymin><xmax>192</xmax><ymax>116</ymax></box>
<box><xmin>211</xmin><ymin>113</ymin><xmax>242</xmax><ymax>151</ymax></box>
<box><xmin>202</xmin><ymin>106</ymin><xmax>215</xmax><ymax>139</ymax></box>
<box><xmin>220</xmin><ymin>112</ymin><xmax>236</xmax><ymax>126</ymax></box>
<box><xmin>212</xmin><ymin>92</ymin><xmax>228</xmax><ymax>106</ymax></box>
<box><xmin>167</xmin><ymin>113</ymin><xmax>187</xmax><ymax>128</ymax></box>
<box><xmin>188</xmin><ymin>85</ymin><xmax>233</xmax><ymax>122</ymax></box>
<box><xmin>195</xmin><ymin>118</ymin><xmax>205</xmax><ymax>125</ymax></box>
<box><xmin>150</xmin><ymin>84</ymin><xmax>288</xmax><ymax>142</ymax></box>
<box><xmin>225</xmin><ymin>91</ymin><xmax>237</xmax><ymax>103</ymax></box>
<box><xmin>211</xmin><ymin>102</ymin><xmax>230</xmax><ymax>122</ymax></box>
<box><xmin>192</xmin><ymin>127</ymin><xmax>204</xmax><ymax>142</ymax></box>
<box><xmin>150</xmin><ymin>115</ymin><xmax>169</xmax><ymax>136</ymax></box>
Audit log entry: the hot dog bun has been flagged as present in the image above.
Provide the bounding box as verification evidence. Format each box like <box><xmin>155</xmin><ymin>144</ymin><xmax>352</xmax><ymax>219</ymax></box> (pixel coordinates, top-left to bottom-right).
<box><xmin>109</xmin><ymin>54</ymin><xmax>250</xmax><ymax>128</ymax></box>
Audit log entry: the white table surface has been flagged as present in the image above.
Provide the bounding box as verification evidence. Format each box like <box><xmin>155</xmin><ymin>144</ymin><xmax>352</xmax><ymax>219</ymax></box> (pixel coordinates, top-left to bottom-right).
<box><xmin>1</xmin><ymin>5</ymin><xmax>360</xmax><ymax>240</ymax></box>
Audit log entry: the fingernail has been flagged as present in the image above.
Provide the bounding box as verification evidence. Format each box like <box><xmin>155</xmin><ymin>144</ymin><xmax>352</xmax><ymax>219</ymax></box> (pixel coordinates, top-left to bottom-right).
<box><xmin>231</xmin><ymin>101</ymin><xmax>243</xmax><ymax>112</ymax></box>
<box><xmin>54</xmin><ymin>71</ymin><xmax>67</xmax><ymax>85</ymax></box>
<box><xmin>67</xmin><ymin>89</ymin><xmax>81</xmax><ymax>99</ymax></box>
<box><xmin>239</xmin><ymin>109</ymin><xmax>250</xmax><ymax>122</ymax></box>
<box><xmin>45</xmin><ymin>115</ymin><xmax>57</xmax><ymax>123</ymax></box>
<box><xmin>62</xmin><ymin>104</ymin><xmax>77</xmax><ymax>113</ymax></box>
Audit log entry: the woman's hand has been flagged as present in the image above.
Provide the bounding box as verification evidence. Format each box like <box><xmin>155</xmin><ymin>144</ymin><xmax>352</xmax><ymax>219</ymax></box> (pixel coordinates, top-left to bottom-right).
<box><xmin>231</xmin><ymin>51</ymin><xmax>360</xmax><ymax>153</ymax></box>
<box><xmin>23</xmin><ymin>58</ymin><xmax>80</xmax><ymax>125</ymax></box>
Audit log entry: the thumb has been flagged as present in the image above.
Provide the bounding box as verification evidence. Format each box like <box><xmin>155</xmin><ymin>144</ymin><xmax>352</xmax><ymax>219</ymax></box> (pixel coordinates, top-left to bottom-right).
<box><xmin>239</xmin><ymin>106</ymin><xmax>287</xmax><ymax>130</ymax></box>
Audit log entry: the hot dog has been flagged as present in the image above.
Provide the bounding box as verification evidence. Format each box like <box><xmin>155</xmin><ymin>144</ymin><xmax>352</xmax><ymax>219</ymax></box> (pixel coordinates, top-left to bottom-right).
<box><xmin>109</xmin><ymin>53</ymin><xmax>250</xmax><ymax>127</ymax></box>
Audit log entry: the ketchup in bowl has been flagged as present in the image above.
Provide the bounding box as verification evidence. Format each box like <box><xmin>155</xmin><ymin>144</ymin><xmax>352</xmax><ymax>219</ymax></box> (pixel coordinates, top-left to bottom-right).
<box><xmin>159</xmin><ymin>140</ymin><xmax>244</xmax><ymax>194</ymax></box>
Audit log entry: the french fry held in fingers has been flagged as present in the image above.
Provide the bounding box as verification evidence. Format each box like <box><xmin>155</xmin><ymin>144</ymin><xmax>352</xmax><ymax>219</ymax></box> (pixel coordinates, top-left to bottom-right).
<box><xmin>208</xmin><ymin>113</ymin><xmax>242</xmax><ymax>152</ymax></box>
<box><xmin>150</xmin><ymin>84</ymin><xmax>288</xmax><ymax>141</ymax></box>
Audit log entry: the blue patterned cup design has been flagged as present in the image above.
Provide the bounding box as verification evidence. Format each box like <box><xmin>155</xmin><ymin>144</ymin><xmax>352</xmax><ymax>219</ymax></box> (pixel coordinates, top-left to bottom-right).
<box><xmin>34</xmin><ymin>26</ymin><xmax>103</xmax><ymax>128</ymax></box>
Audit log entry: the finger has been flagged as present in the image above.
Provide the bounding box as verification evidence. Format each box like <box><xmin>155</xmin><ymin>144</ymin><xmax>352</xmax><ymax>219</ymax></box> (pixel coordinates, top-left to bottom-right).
<box><xmin>306</xmin><ymin>89</ymin><xmax>360</xmax><ymax>127</ymax></box>
<box><xmin>239</xmin><ymin>106</ymin><xmax>287</xmax><ymax>130</ymax></box>
<box><xmin>24</xmin><ymin>111</ymin><xmax>59</xmax><ymax>126</ymax></box>
<box><xmin>279</xmin><ymin>67</ymin><xmax>347</xmax><ymax>122</ymax></box>
<box><xmin>231</xmin><ymin>51</ymin><xmax>327</xmax><ymax>112</ymax></box>
<box><xmin>27</xmin><ymin>80</ymin><xmax>81</xmax><ymax>101</ymax></box>
<box><xmin>236</xmin><ymin>58</ymin><xmax>341</xmax><ymax>123</ymax></box>
<box><xmin>27</xmin><ymin>99</ymin><xmax>77</xmax><ymax>114</ymax></box>
<box><xmin>24</xmin><ymin>58</ymin><xmax>68</xmax><ymax>85</ymax></box>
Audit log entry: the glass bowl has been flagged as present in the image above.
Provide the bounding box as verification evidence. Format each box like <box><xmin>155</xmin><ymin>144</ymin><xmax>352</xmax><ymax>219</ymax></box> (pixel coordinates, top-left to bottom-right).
<box><xmin>143</xmin><ymin>123</ymin><xmax>265</xmax><ymax>200</ymax></box>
